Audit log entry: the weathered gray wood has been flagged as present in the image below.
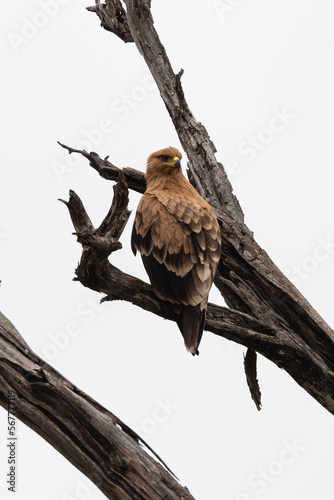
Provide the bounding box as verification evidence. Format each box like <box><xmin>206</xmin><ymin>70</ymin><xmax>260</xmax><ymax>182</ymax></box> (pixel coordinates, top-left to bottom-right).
<box><xmin>0</xmin><ymin>311</ymin><xmax>196</xmax><ymax>500</ymax></box>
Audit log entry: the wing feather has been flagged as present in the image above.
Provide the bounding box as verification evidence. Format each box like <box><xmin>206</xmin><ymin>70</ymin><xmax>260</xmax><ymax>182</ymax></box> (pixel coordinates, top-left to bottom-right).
<box><xmin>131</xmin><ymin>190</ymin><xmax>221</xmax><ymax>309</ymax></box>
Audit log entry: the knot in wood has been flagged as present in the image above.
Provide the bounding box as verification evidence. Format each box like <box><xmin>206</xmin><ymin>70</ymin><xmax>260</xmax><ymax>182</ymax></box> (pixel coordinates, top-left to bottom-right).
<box><xmin>111</xmin><ymin>454</ymin><xmax>128</xmax><ymax>473</ymax></box>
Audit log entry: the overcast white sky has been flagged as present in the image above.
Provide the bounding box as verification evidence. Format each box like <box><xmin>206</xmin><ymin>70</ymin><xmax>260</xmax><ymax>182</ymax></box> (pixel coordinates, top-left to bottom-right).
<box><xmin>1</xmin><ymin>1</ymin><xmax>334</xmax><ymax>499</ymax></box>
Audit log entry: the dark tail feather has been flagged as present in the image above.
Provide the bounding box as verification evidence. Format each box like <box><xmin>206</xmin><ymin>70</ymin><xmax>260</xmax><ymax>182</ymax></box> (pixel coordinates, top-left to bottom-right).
<box><xmin>176</xmin><ymin>305</ymin><xmax>206</xmax><ymax>355</ymax></box>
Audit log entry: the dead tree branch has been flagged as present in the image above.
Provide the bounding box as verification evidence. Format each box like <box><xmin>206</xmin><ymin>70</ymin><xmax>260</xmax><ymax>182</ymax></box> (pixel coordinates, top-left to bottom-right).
<box><xmin>0</xmin><ymin>311</ymin><xmax>196</xmax><ymax>500</ymax></box>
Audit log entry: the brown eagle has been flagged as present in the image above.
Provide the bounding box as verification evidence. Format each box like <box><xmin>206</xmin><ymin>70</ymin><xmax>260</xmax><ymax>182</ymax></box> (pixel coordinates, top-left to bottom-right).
<box><xmin>131</xmin><ymin>147</ymin><xmax>221</xmax><ymax>355</ymax></box>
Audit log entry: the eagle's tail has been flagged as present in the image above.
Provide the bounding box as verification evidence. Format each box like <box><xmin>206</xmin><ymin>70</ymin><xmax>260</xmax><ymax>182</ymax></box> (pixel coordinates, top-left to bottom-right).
<box><xmin>176</xmin><ymin>305</ymin><xmax>206</xmax><ymax>356</ymax></box>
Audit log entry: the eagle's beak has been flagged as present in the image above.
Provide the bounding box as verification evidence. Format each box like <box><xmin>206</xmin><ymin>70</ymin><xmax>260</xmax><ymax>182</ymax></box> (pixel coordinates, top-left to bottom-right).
<box><xmin>163</xmin><ymin>156</ymin><xmax>181</xmax><ymax>170</ymax></box>
<box><xmin>173</xmin><ymin>157</ymin><xmax>181</xmax><ymax>171</ymax></box>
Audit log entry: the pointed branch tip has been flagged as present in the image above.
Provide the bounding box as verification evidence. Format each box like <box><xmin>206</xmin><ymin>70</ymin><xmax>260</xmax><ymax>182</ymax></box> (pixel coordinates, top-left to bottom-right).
<box><xmin>58</xmin><ymin>198</ymin><xmax>69</xmax><ymax>207</ymax></box>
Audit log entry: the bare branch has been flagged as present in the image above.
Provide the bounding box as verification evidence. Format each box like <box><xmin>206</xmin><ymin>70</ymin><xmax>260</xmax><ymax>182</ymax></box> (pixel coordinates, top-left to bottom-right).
<box><xmin>58</xmin><ymin>142</ymin><xmax>146</xmax><ymax>194</ymax></box>
<box><xmin>0</xmin><ymin>311</ymin><xmax>197</xmax><ymax>500</ymax></box>
<box><xmin>87</xmin><ymin>0</ymin><xmax>134</xmax><ymax>43</ymax></box>
<box><xmin>244</xmin><ymin>349</ymin><xmax>262</xmax><ymax>411</ymax></box>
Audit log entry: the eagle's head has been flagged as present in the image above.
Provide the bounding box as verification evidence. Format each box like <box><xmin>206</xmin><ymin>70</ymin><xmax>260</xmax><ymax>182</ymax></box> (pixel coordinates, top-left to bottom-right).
<box><xmin>146</xmin><ymin>147</ymin><xmax>183</xmax><ymax>184</ymax></box>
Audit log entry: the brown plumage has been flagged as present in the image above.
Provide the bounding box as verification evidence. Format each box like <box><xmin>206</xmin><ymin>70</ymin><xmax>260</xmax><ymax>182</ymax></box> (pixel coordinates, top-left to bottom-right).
<box><xmin>131</xmin><ymin>147</ymin><xmax>221</xmax><ymax>355</ymax></box>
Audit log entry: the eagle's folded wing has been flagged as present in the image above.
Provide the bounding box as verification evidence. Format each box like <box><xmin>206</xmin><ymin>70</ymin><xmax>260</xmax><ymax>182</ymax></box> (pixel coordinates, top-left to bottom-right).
<box><xmin>131</xmin><ymin>193</ymin><xmax>221</xmax><ymax>308</ymax></box>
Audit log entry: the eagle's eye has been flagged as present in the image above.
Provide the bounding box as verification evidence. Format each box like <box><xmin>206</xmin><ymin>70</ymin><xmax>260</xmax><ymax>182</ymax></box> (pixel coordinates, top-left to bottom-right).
<box><xmin>159</xmin><ymin>155</ymin><xmax>170</xmax><ymax>162</ymax></box>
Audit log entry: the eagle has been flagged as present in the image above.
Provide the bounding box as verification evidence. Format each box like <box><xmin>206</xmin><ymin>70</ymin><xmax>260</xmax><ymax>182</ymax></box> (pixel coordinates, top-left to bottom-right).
<box><xmin>131</xmin><ymin>147</ymin><xmax>221</xmax><ymax>355</ymax></box>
